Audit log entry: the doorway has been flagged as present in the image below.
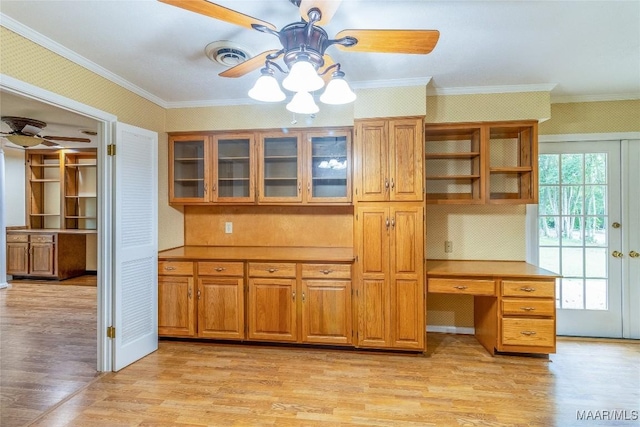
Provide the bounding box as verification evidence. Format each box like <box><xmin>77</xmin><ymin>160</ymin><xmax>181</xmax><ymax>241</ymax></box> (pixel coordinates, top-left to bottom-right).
<box><xmin>533</xmin><ymin>137</ymin><xmax>640</xmax><ymax>339</ymax></box>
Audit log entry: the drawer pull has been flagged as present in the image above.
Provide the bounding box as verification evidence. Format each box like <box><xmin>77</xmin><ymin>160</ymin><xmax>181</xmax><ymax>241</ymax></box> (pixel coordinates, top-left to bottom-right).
<box><xmin>267</xmin><ymin>268</ymin><xmax>279</xmax><ymax>273</ymax></box>
<box><xmin>521</xmin><ymin>307</ymin><xmax>536</xmax><ymax>311</ymax></box>
<box><xmin>453</xmin><ymin>285</ymin><xmax>468</xmax><ymax>290</ymax></box>
<box><xmin>164</xmin><ymin>266</ymin><xmax>176</xmax><ymax>271</ymax></box>
<box><xmin>520</xmin><ymin>287</ymin><xmax>536</xmax><ymax>292</ymax></box>
<box><xmin>520</xmin><ymin>330</ymin><xmax>537</xmax><ymax>336</ymax></box>
<box><xmin>214</xmin><ymin>267</ymin><xmax>225</xmax><ymax>272</ymax></box>
<box><xmin>320</xmin><ymin>269</ymin><xmax>333</xmax><ymax>275</ymax></box>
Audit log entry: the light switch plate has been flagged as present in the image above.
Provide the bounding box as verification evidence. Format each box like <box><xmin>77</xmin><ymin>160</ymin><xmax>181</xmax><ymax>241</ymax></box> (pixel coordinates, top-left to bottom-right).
<box><xmin>225</xmin><ymin>222</ymin><xmax>233</xmax><ymax>234</ymax></box>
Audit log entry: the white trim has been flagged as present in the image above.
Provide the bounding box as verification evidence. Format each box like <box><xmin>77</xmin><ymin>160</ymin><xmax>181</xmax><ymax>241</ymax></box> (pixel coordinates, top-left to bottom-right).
<box><xmin>551</xmin><ymin>93</ymin><xmax>640</xmax><ymax>104</ymax></box>
<box><xmin>525</xmin><ymin>204</ymin><xmax>539</xmax><ymax>266</ymax></box>
<box><xmin>1</xmin><ymin>74</ymin><xmax>116</xmax><ymax>372</ymax></box>
<box><xmin>427</xmin><ymin>325</ymin><xmax>475</xmax><ymax>335</ymax></box>
<box><xmin>540</xmin><ymin>132</ymin><xmax>640</xmax><ymax>143</ymax></box>
<box><xmin>353</xmin><ymin>77</ymin><xmax>432</xmax><ymax>90</ymax></box>
<box><xmin>1</xmin><ymin>15</ymin><xmax>167</xmax><ymax>109</ymax></box>
<box><xmin>428</xmin><ymin>83</ymin><xmax>556</xmax><ymax>96</ymax></box>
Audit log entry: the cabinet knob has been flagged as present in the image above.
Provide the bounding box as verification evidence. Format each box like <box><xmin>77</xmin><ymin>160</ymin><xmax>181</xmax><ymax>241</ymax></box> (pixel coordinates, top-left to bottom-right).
<box><xmin>188</xmin><ymin>288</ymin><xmax>192</xmax><ymax>299</ymax></box>
<box><xmin>520</xmin><ymin>331</ymin><xmax>537</xmax><ymax>336</ymax></box>
<box><xmin>385</xmin><ymin>218</ymin><xmax>390</xmax><ymax>230</ymax></box>
<box><xmin>390</xmin><ymin>178</ymin><xmax>395</xmax><ymax>190</ymax></box>
<box><xmin>292</xmin><ymin>291</ymin><xmax>296</xmax><ymax>301</ymax></box>
<box><xmin>320</xmin><ymin>269</ymin><xmax>333</xmax><ymax>275</ymax></box>
<box><xmin>384</xmin><ymin>178</ymin><xmax>389</xmax><ymax>189</ymax></box>
<box><xmin>267</xmin><ymin>268</ymin><xmax>278</xmax><ymax>273</ymax></box>
<box><xmin>453</xmin><ymin>285</ymin><xmax>467</xmax><ymax>290</ymax></box>
<box><xmin>520</xmin><ymin>287</ymin><xmax>536</xmax><ymax>292</ymax></box>
<box><xmin>302</xmin><ymin>292</ymin><xmax>305</xmax><ymax>302</ymax></box>
<box><xmin>164</xmin><ymin>266</ymin><xmax>176</xmax><ymax>271</ymax></box>
<box><xmin>215</xmin><ymin>267</ymin><xmax>225</xmax><ymax>272</ymax></box>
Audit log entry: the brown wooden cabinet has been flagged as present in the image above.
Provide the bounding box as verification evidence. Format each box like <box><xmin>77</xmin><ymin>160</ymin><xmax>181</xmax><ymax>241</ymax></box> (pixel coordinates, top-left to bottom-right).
<box><xmin>197</xmin><ymin>261</ymin><xmax>245</xmax><ymax>339</ymax></box>
<box><xmin>6</xmin><ymin>231</ymin><xmax>86</xmax><ymax>279</ymax></box>
<box><xmin>158</xmin><ymin>261</ymin><xmax>196</xmax><ymax>337</ymax></box>
<box><xmin>356</xmin><ymin>203</ymin><xmax>425</xmax><ymax>350</ymax></box>
<box><xmin>425</xmin><ymin>121</ymin><xmax>538</xmax><ymax>204</ymax></box>
<box><xmin>354</xmin><ymin>117</ymin><xmax>424</xmax><ymax>202</ymax></box>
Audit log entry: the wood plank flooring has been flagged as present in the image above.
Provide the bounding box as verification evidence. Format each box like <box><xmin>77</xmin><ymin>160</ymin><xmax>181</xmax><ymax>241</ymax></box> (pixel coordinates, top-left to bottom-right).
<box><xmin>2</xmin><ymin>279</ymin><xmax>639</xmax><ymax>427</ymax></box>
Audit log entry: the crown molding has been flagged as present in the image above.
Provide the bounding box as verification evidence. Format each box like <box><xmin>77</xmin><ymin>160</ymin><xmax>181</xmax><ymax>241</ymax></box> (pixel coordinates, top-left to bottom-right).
<box><xmin>1</xmin><ymin>14</ymin><xmax>168</xmax><ymax>108</ymax></box>
<box><xmin>427</xmin><ymin>83</ymin><xmax>557</xmax><ymax>96</ymax></box>
<box><xmin>165</xmin><ymin>97</ymin><xmax>257</xmax><ymax>109</ymax></box>
<box><xmin>551</xmin><ymin>93</ymin><xmax>640</xmax><ymax>104</ymax></box>
<box><xmin>351</xmin><ymin>77</ymin><xmax>432</xmax><ymax>90</ymax></box>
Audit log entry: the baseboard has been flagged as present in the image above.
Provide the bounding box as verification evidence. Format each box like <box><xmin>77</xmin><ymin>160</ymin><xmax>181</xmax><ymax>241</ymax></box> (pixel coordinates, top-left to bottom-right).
<box><xmin>427</xmin><ymin>325</ymin><xmax>475</xmax><ymax>335</ymax></box>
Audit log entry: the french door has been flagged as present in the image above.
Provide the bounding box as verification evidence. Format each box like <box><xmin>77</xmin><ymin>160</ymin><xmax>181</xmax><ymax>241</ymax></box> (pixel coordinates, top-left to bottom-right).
<box><xmin>537</xmin><ymin>141</ymin><xmax>622</xmax><ymax>337</ymax></box>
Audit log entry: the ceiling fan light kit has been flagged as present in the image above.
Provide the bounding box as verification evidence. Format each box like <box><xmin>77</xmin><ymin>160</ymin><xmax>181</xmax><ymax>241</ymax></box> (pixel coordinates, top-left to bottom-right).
<box><xmin>5</xmin><ymin>134</ymin><xmax>44</xmax><ymax>148</ymax></box>
<box><xmin>159</xmin><ymin>0</ymin><xmax>440</xmax><ymax>116</ymax></box>
<box><xmin>1</xmin><ymin>116</ymin><xmax>92</xmax><ymax>148</ymax></box>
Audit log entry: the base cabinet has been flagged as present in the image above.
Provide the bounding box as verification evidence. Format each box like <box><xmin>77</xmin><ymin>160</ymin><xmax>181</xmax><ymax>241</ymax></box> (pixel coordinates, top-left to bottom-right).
<box><xmin>158</xmin><ymin>261</ymin><xmax>196</xmax><ymax>337</ymax></box>
<box><xmin>356</xmin><ymin>204</ymin><xmax>425</xmax><ymax>350</ymax></box>
<box><xmin>197</xmin><ymin>261</ymin><xmax>245</xmax><ymax>339</ymax></box>
<box><xmin>7</xmin><ymin>232</ymin><xmax>86</xmax><ymax>279</ymax></box>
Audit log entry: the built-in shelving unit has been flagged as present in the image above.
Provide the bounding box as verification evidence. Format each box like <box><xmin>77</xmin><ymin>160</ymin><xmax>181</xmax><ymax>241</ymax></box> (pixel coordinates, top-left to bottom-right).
<box><xmin>64</xmin><ymin>151</ymin><xmax>97</xmax><ymax>230</ymax></box>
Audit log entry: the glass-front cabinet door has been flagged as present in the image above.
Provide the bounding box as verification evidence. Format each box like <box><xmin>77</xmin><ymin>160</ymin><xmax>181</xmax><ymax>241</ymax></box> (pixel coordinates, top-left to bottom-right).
<box><xmin>306</xmin><ymin>131</ymin><xmax>351</xmax><ymax>203</ymax></box>
<box><xmin>214</xmin><ymin>134</ymin><xmax>255</xmax><ymax>203</ymax></box>
<box><xmin>169</xmin><ymin>135</ymin><xmax>212</xmax><ymax>204</ymax></box>
<box><xmin>259</xmin><ymin>132</ymin><xmax>303</xmax><ymax>203</ymax></box>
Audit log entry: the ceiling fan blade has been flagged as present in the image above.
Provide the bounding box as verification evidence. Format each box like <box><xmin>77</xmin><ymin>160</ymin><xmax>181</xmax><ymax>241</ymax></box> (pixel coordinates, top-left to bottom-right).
<box><xmin>219</xmin><ymin>49</ymin><xmax>281</xmax><ymax>78</ymax></box>
<box><xmin>42</xmin><ymin>136</ymin><xmax>92</xmax><ymax>143</ymax></box>
<box><xmin>335</xmin><ymin>29</ymin><xmax>440</xmax><ymax>54</ymax></box>
<box><xmin>22</xmin><ymin>124</ymin><xmax>44</xmax><ymax>135</ymax></box>
<box><xmin>299</xmin><ymin>0</ymin><xmax>342</xmax><ymax>26</ymax></box>
<box><xmin>158</xmin><ymin>0</ymin><xmax>276</xmax><ymax>31</ymax></box>
<box><xmin>41</xmin><ymin>140</ymin><xmax>59</xmax><ymax>147</ymax></box>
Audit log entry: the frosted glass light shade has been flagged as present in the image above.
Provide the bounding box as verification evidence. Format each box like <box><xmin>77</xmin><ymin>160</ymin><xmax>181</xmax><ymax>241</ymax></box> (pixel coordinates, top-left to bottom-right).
<box><xmin>248</xmin><ymin>74</ymin><xmax>285</xmax><ymax>102</ymax></box>
<box><xmin>6</xmin><ymin>135</ymin><xmax>43</xmax><ymax>147</ymax></box>
<box><xmin>282</xmin><ymin>60</ymin><xmax>324</xmax><ymax>92</ymax></box>
<box><xmin>286</xmin><ymin>91</ymin><xmax>319</xmax><ymax>115</ymax></box>
<box><xmin>320</xmin><ymin>77</ymin><xmax>356</xmax><ymax>105</ymax></box>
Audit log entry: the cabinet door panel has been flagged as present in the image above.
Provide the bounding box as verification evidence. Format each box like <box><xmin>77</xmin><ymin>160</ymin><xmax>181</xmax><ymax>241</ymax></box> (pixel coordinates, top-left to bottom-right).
<box><xmin>392</xmin><ymin>278</ymin><xmax>424</xmax><ymax>349</ymax></box>
<box><xmin>214</xmin><ymin>134</ymin><xmax>255</xmax><ymax>203</ymax></box>
<box><xmin>169</xmin><ymin>136</ymin><xmax>212</xmax><ymax>203</ymax></box>
<box><xmin>389</xmin><ymin>118</ymin><xmax>423</xmax><ymax>201</ymax></box>
<box><xmin>391</xmin><ymin>206</ymin><xmax>424</xmax><ymax>276</ymax></box>
<box><xmin>248</xmin><ymin>278</ymin><xmax>297</xmax><ymax>341</ymax></box>
<box><xmin>301</xmin><ymin>279</ymin><xmax>351</xmax><ymax>345</ymax></box>
<box><xmin>306</xmin><ymin>131</ymin><xmax>351</xmax><ymax>203</ymax></box>
<box><xmin>355</xmin><ymin>121</ymin><xmax>388</xmax><ymax>201</ymax></box>
<box><xmin>198</xmin><ymin>277</ymin><xmax>244</xmax><ymax>339</ymax></box>
<box><xmin>358</xmin><ymin>207</ymin><xmax>389</xmax><ymax>275</ymax></box>
<box><xmin>358</xmin><ymin>279</ymin><xmax>389</xmax><ymax>347</ymax></box>
<box><xmin>259</xmin><ymin>133</ymin><xmax>303</xmax><ymax>203</ymax></box>
<box><xmin>30</xmin><ymin>243</ymin><xmax>55</xmax><ymax>276</ymax></box>
<box><xmin>158</xmin><ymin>276</ymin><xmax>195</xmax><ymax>337</ymax></box>
<box><xmin>7</xmin><ymin>242</ymin><xmax>29</xmax><ymax>275</ymax></box>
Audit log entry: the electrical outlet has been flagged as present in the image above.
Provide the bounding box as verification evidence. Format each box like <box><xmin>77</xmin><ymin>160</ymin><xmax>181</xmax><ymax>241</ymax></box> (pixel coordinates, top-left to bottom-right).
<box><xmin>225</xmin><ymin>222</ymin><xmax>233</xmax><ymax>234</ymax></box>
<box><xmin>445</xmin><ymin>241</ymin><xmax>453</xmax><ymax>253</ymax></box>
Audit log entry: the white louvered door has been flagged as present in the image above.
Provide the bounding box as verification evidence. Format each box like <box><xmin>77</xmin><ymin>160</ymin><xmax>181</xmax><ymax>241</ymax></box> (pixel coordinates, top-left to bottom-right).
<box><xmin>113</xmin><ymin>122</ymin><xmax>158</xmax><ymax>371</ymax></box>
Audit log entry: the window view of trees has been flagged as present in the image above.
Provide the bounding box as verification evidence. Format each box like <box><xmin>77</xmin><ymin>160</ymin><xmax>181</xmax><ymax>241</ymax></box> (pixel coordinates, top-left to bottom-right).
<box><xmin>538</xmin><ymin>152</ymin><xmax>608</xmax><ymax>310</ymax></box>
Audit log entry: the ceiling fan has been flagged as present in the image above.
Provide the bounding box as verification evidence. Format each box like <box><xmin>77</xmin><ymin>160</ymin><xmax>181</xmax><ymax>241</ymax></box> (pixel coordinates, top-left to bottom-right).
<box><xmin>0</xmin><ymin>116</ymin><xmax>92</xmax><ymax>148</ymax></box>
<box><xmin>159</xmin><ymin>0</ymin><xmax>440</xmax><ymax>113</ymax></box>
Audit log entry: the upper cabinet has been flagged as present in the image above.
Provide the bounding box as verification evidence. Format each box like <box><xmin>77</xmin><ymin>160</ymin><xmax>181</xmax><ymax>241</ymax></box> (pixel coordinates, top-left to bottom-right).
<box><xmin>169</xmin><ymin>128</ymin><xmax>352</xmax><ymax>205</ymax></box>
<box><xmin>425</xmin><ymin>120</ymin><xmax>538</xmax><ymax>205</ymax></box>
<box><xmin>354</xmin><ymin>117</ymin><xmax>424</xmax><ymax>202</ymax></box>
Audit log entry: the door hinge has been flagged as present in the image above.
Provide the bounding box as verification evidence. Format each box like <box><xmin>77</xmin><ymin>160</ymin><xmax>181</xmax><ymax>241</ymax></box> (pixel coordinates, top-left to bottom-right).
<box><xmin>107</xmin><ymin>326</ymin><xmax>115</xmax><ymax>339</ymax></box>
<box><xmin>107</xmin><ymin>144</ymin><xmax>116</xmax><ymax>156</ymax></box>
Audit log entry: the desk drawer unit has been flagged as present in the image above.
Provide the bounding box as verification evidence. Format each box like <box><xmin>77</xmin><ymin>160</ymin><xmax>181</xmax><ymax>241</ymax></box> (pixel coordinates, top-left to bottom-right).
<box><xmin>501</xmin><ymin>318</ymin><xmax>555</xmax><ymax>347</ymax></box>
<box><xmin>7</xmin><ymin>233</ymin><xmax>29</xmax><ymax>243</ymax></box>
<box><xmin>302</xmin><ymin>263</ymin><xmax>351</xmax><ymax>279</ymax></box>
<box><xmin>428</xmin><ymin>278</ymin><xmax>495</xmax><ymax>296</ymax></box>
<box><xmin>198</xmin><ymin>261</ymin><xmax>244</xmax><ymax>277</ymax></box>
<box><xmin>502</xmin><ymin>280</ymin><xmax>555</xmax><ymax>298</ymax></box>
<box><xmin>502</xmin><ymin>298</ymin><xmax>555</xmax><ymax>317</ymax></box>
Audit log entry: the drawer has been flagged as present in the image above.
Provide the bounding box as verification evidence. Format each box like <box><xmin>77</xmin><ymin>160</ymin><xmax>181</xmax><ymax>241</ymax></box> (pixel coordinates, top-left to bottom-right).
<box><xmin>158</xmin><ymin>261</ymin><xmax>193</xmax><ymax>276</ymax></box>
<box><xmin>502</xmin><ymin>298</ymin><xmax>555</xmax><ymax>317</ymax></box>
<box><xmin>7</xmin><ymin>234</ymin><xmax>28</xmax><ymax>243</ymax></box>
<box><xmin>249</xmin><ymin>262</ymin><xmax>296</xmax><ymax>278</ymax></box>
<box><xmin>30</xmin><ymin>234</ymin><xmax>54</xmax><ymax>243</ymax></box>
<box><xmin>198</xmin><ymin>261</ymin><xmax>244</xmax><ymax>277</ymax></box>
<box><xmin>502</xmin><ymin>280</ymin><xmax>555</xmax><ymax>298</ymax></box>
<box><xmin>428</xmin><ymin>278</ymin><xmax>495</xmax><ymax>296</ymax></box>
<box><xmin>301</xmin><ymin>263</ymin><xmax>351</xmax><ymax>279</ymax></box>
<box><xmin>501</xmin><ymin>318</ymin><xmax>555</xmax><ymax>347</ymax></box>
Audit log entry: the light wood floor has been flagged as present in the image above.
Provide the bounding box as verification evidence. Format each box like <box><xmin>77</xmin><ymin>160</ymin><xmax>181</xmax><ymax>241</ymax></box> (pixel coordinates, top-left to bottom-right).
<box><xmin>2</xmin><ymin>280</ymin><xmax>639</xmax><ymax>427</ymax></box>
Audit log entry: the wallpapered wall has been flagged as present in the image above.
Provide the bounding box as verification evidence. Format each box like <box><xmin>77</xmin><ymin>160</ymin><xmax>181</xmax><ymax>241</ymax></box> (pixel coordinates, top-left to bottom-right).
<box><xmin>2</xmin><ymin>25</ymin><xmax>639</xmax><ymax>329</ymax></box>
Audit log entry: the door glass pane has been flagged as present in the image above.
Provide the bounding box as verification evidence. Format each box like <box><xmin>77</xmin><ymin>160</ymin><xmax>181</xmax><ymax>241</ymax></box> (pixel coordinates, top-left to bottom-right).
<box><xmin>310</xmin><ymin>135</ymin><xmax>348</xmax><ymax>198</ymax></box>
<box><xmin>539</xmin><ymin>152</ymin><xmax>610</xmax><ymax>311</ymax></box>
<box><xmin>218</xmin><ymin>138</ymin><xmax>250</xmax><ymax>198</ymax></box>
<box><xmin>263</xmin><ymin>137</ymin><xmax>298</xmax><ymax>198</ymax></box>
<box><xmin>173</xmin><ymin>140</ymin><xmax>205</xmax><ymax>198</ymax></box>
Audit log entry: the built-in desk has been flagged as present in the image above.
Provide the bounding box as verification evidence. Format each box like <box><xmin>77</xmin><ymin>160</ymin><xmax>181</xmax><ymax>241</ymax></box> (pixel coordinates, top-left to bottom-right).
<box><xmin>427</xmin><ymin>260</ymin><xmax>560</xmax><ymax>355</ymax></box>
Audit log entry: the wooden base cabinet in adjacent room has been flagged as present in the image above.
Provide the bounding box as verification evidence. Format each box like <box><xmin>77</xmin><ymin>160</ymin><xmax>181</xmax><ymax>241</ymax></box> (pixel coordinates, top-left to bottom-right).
<box><xmin>356</xmin><ymin>203</ymin><xmax>425</xmax><ymax>350</ymax></box>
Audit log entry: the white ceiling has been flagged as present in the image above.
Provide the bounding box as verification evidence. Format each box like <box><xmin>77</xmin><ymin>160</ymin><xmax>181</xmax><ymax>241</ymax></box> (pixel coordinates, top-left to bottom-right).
<box><xmin>1</xmin><ymin>0</ymin><xmax>638</xmax><ymax>111</ymax></box>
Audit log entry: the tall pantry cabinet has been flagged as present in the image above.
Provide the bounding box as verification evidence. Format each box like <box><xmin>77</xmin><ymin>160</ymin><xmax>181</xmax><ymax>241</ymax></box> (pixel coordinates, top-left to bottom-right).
<box><xmin>354</xmin><ymin>117</ymin><xmax>426</xmax><ymax>351</ymax></box>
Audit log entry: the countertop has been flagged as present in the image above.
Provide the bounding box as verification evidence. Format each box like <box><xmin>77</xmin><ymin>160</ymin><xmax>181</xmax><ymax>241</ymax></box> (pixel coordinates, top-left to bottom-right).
<box><xmin>426</xmin><ymin>260</ymin><xmax>560</xmax><ymax>279</ymax></box>
<box><xmin>158</xmin><ymin>246</ymin><xmax>356</xmax><ymax>263</ymax></box>
<box><xmin>7</xmin><ymin>228</ymin><xmax>97</xmax><ymax>235</ymax></box>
